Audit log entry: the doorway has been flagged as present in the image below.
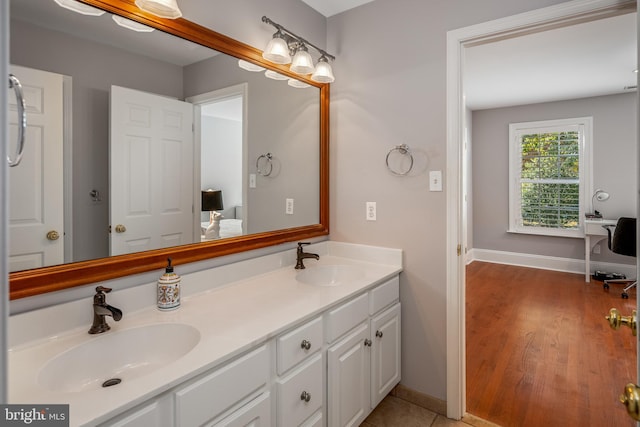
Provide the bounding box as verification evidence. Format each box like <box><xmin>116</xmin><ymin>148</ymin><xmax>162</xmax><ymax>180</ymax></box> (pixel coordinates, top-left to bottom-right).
<box><xmin>445</xmin><ymin>0</ymin><xmax>638</xmax><ymax>420</ymax></box>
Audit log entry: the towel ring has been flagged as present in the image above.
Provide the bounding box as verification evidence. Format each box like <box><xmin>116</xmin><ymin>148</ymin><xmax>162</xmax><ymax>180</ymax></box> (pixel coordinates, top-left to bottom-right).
<box><xmin>385</xmin><ymin>144</ymin><xmax>413</xmax><ymax>176</ymax></box>
<box><xmin>256</xmin><ymin>153</ymin><xmax>273</xmax><ymax>176</ymax></box>
<box><xmin>8</xmin><ymin>74</ymin><xmax>26</xmax><ymax>167</ymax></box>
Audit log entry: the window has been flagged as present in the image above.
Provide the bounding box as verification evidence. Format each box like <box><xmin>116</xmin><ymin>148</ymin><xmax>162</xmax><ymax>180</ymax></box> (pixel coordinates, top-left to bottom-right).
<box><xmin>509</xmin><ymin>117</ymin><xmax>592</xmax><ymax>238</ymax></box>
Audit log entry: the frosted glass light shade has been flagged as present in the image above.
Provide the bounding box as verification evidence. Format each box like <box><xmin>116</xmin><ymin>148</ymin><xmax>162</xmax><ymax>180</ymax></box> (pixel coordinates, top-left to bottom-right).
<box><xmin>54</xmin><ymin>0</ymin><xmax>105</xmax><ymax>16</ymax></box>
<box><xmin>263</xmin><ymin>35</ymin><xmax>291</xmax><ymax>64</ymax></box>
<box><xmin>135</xmin><ymin>0</ymin><xmax>182</xmax><ymax>19</ymax></box>
<box><xmin>112</xmin><ymin>15</ymin><xmax>155</xmax><ymax>32</ymax></box>
<box><xmin>265</xmin><ymin>70</ymin><xmax>289</xmax><ymax>81</ymax></box>
<box><xmin>311</xmin><ymin>57</ymin><xmax>335</xmax><ymax>83</ymax></box>
<box><xmin>238</xmin><ymin>60</ymin><xmax>265</xmax><ymax>72</ymax></box>
<box><xmin>290</xmin><ymin>47</ymin><xmax>314</xmax><ymax>75</ymax></box>
<box><xmin>288</xmin><ymin>79</ymin><xmax>311</xmax><ymax>89</ymax></box>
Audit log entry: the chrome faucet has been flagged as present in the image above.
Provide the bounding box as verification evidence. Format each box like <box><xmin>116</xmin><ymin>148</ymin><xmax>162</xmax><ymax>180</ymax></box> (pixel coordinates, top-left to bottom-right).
<box><xmin>89</xmin><ymin>286</ymin><xmax>123</xmax><ymax>334</ymax></box>
<box><xmin>295</xmin><ymin>242</ymin><xmax>319</xmax><ymax>269</ymax></box>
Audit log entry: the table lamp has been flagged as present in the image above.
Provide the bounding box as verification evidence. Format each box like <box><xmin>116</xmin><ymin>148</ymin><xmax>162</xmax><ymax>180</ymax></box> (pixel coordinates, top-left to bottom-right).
<box><xmin>585</xmin><ymin>189</ymin><xmax>610</xmax><ymax>219</ymax></box>
<box><xmin>202</xmin><ymin>189</ymin><xmax>224</xmax><ymax>239</ymax></box>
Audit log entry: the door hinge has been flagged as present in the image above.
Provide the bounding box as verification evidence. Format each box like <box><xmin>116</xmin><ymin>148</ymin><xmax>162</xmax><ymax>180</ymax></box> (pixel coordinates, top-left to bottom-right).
<box><xmin>457</xmin><ymin>244</ymin><xmax>462</xmax><ymax>256</ymax></box>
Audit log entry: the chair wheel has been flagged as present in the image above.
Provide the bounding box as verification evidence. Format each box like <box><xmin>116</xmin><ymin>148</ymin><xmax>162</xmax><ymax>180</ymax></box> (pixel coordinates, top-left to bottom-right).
<box><xmin>604</xmin><ymin>283</ymin><xmax>610</xmax><ymax>290</ymax></box>
<box><xmin>622</xmin><ymin>292</ymin><xmax>629</xmax><ymax>299</ymax></box>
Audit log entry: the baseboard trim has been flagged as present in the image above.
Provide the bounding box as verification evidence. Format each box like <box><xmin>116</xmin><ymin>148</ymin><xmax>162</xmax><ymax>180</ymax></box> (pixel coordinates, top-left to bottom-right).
<box><xmin>469</xmin><ymin>248</ymin><xmax>636</xmax><ymax>278</ymax></box>
<box><xmin>391</xmin><ymin>384</ymin><xmax>447</xmax><ymax>416</ymax></box>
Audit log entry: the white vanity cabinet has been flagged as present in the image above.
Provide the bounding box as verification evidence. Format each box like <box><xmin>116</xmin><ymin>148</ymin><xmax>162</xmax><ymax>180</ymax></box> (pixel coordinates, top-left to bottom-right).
<box><xmin>327</xmin><ymin>276</ymin><xmax>401</xmax><ymax>427</ymax></box>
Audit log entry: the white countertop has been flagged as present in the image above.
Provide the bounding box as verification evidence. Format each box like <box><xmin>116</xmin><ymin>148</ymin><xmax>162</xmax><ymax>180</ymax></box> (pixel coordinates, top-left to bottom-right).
<box><xmin>8</xmin><ymin>242</ymin><xmax>402</xmax><ymax>426</ymax></box>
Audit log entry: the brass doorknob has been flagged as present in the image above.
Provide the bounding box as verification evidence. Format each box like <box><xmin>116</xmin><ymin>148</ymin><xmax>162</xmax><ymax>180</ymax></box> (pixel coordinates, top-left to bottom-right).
<box><xmin>46</xmin><ymin>230</ymin><xmax>60</xmax><ymax>241</ymax></box>
<box><xmin>115</xmin><ymin>224</ymin><xmax>126</xmax><ymax>233</ymax></box>
<box><xmin>620</xmin><ymin>383</ymin><xmax>640</xmax><ymax>421</ymax></box>
<box><xmin>605</xmin><ymin>308</ymin><xmax>637</xmax><ymax>336</ymax></box>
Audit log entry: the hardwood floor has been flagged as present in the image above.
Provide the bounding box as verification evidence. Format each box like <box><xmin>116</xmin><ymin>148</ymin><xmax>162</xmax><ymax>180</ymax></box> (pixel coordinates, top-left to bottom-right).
<box><xmin>466</xmin><ymin>262</ymin><xmax>636</xmax><ymax>427</ymax></box>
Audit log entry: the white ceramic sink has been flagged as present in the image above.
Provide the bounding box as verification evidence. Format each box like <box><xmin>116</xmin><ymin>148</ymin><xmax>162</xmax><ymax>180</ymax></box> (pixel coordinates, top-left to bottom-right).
<box><xmin>38</xmin><ymin>323</ymin><xmax>200</xmax><ymax>393</ymax></box>
<box><xmin>296</xmin><ymin>264</ymin><xmax>364</xmax><ymax>286</ymax></box>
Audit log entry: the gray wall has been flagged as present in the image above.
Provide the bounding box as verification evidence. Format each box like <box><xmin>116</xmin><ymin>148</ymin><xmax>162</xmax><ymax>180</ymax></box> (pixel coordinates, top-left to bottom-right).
<box><xmin>10</xmin><ymin>19</ymin><xmax>184</xmax><ymax>262</ymax></box>
<box><xmin>325</xmin><ymin>0</ymin><xmax>573</xmax><ymax>402</ymax></box>
<box><xmin>472</xmin><ymin>93</ymin><xmax>637</xmax><ymax>264</ymax></box>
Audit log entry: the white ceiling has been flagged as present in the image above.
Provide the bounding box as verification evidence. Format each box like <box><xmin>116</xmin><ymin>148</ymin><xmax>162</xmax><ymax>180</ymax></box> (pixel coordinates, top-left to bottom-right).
<box><xmin>301</xmin><ymin>0</ymin><xmax>375</xmax><ymax>17</ymax></box>
<box><xmin>464</xmin><ymin>12</ymin><xmax>637</xmax><ymax>110</ymax></box>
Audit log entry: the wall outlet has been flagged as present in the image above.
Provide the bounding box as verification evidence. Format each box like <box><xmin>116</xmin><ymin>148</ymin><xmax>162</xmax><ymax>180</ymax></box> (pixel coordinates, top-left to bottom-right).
<box><xmin>286</xmin><ymin>198</ymin><xmax>294</xmax><ymax>215</ymax></box>
<box><xmin>249</xmin><ymin>174</ymin><xmax>256</xmax><ymax>188</ymax></box>
<box><xmin>366</xmin><ymin>202</ymin><xmax>376</xmax><ymax>221</ymax></box>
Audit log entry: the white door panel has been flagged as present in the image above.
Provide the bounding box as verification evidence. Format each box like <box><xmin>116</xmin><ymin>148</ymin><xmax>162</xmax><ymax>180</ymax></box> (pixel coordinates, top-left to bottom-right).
<box><xmin>110</xmin><ymin>86</ymin><xmax>194</xmax><ymax>256</ymax></box>
<box><xmin>8</xmin><ymin>65</ymin><xmax>64</xmax><ymax>272</ymax></box>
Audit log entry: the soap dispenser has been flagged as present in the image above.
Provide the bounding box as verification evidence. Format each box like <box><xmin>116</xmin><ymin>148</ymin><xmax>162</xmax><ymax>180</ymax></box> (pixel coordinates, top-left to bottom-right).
<box><xmin>157</xmin><ymin>258</ymin><xmax>181</xmax><ymax>311</ymax></box>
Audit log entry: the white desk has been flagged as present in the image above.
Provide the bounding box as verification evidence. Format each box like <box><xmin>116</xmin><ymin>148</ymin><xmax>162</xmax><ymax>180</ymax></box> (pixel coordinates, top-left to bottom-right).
<box><xmin>584</xmin><ymin>218</ymin><xmax>617</xmax><ymax>282</ymax></box>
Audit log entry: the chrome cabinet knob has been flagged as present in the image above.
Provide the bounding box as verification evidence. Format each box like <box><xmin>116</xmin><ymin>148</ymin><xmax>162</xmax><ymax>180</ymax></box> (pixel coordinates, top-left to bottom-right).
<box><xmin>375</xmin><ymin>330</ymin><xmax>383</xmax><ymax>338</ymax></box>
<box><xmin>300</xmin><ymin>391</ymin><xmax>311</xmax><ymax>402</ymax></box>
<box><xmin>46</xmin><ymin>230</ymin><xmax>60</xmax><ymax>241</ymax></box>
<box><xmin>300</xmin><ymin>339</ymin><xmax>311</xmax><ymax>350</ymax></box>
<box><xmin>364</xmin><ymin>339</ymin><xmax>372</xmax><ymax>347</ymax></box>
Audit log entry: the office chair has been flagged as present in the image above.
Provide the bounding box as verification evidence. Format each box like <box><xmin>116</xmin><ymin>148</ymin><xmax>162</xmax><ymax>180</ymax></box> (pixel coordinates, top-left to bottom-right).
<box><xmin>602</xmin><ymin>217</ymin><xmax>637</xmax><ymax>299</ymax></box>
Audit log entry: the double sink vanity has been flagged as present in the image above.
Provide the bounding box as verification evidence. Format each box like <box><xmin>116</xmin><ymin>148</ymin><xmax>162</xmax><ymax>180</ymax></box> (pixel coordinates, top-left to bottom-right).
<box><xmin>8</xmin><ymin>241</ymin><xmax>402</xmax><ymax>426</ymax></box>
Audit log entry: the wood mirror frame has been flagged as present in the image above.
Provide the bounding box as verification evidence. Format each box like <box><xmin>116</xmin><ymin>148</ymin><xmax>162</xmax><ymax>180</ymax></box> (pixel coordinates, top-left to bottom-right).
<box><xmin>9</xmin><ymin>0</ymin><xmax>329</xmax><ymax>300</ymax></box>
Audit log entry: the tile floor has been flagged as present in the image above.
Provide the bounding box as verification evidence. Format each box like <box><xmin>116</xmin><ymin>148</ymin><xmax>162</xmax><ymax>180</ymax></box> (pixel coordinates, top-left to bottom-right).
<box><xmin>361</xmin><ymin>395</ymin><xmax>477</xmax><ymax>427</ymax></box>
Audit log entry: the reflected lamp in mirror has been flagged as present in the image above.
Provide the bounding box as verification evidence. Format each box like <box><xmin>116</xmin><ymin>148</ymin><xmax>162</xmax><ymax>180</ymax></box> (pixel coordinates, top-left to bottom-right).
<box><xmin>135</xmin><ymin>0</ymin><xmax>182</xmax><ymax>19</ymax></box>
<box><xmin>202</xmin><ymin>189</ymin><xmax>224</xmax><ymax>240</ymax></box>
<box><xmin>54</xmin><ymin>0</ymin><xmax>106</xmax><ymax>16</ymax></box>
<box><xmin>261</xmin><ymin>16</ymin><xmax>335</xmax><ymax>83</ymax></box>
<box><xmin>586</xmin><ymin>188</ymin><xmax>610</xmax><ymax>219</ymax></box>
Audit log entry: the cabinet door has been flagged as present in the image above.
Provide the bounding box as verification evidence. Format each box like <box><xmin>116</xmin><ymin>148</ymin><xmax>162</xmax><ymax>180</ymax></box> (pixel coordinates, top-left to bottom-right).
<box><xmin>327</xmin><ymin>322</ymin><xmax>370</xmax><ymax>427</ymax></box>
<box><xmin>102</xmin><ymin>394</ymin><xmax>172</xmax><ymax>427</ymax></box>
<box><xmin>370</xmin><ymin>303</ymin><xmax>401</xmax><ymax>408</ymax></box>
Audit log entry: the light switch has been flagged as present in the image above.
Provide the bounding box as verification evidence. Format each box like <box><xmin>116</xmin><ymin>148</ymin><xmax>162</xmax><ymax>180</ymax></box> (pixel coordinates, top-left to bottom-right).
<box><xmin>429</xmin><ymin>170</ymin><xmax>443</xmax><ymax>192</ymax></box>
<box><xmin>249</xmin><ymin>174</ymin><xmax>256</xmax><ymax>188</ymax></box>
<box><xmin>286</xmin><ymin>198</ymin><xmax>294</xmax><ymax>215</ymax></box>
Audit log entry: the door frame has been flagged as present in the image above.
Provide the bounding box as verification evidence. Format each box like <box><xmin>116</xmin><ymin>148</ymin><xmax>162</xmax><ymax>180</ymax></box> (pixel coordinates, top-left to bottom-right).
<box><xmin>186</xmin><ymin>83</ymin><xmax>249</xmax><ymax>239</ymax></box>
<box><xmin>445</xmin><ymin>0</ymin><xmax>637</xmax><ymax>419</ymax></box>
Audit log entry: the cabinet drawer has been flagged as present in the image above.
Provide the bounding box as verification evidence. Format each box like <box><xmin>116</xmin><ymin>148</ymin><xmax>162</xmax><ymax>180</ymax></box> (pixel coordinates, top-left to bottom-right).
<box><xmin>326</xmin><ymin>293</ymin><xmax>368</xmax><ymax>342</ymax></box>
<box><xmin>301</xmin><ymin>411</ymin><xmax>322</xmax><ymax>427</ymax></box>
<box><xmin>211</xmin><ymin>392</ymin><xmax>271</xmax><ymax>427</ymax></box>
<box><xmin>277</xmin><ymin>353</ymin><xmax>323</xmax><ymax>427</ymax></box>
<box><xmin>277</xmin><ymin>316</ymin><xmax>323</xmax><ymax>375</ymax></box>
<box><xmin>175</xmin><ymin>345</ymin><xmax>269</xmax><ymax>426</ymax></box>
<box><xmin>369</xmin><ymin>276</ymin><xmax>399</xmax><ymax>315</ymax></box>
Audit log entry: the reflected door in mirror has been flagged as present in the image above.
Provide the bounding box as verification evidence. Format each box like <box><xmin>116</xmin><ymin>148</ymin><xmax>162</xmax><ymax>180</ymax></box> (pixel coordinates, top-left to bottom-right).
<box><xmin>9</xmin><ymin>65</ymin><xmax>64</xmax><ymax>272</ymax></box>
<box><xmin>109</xmin><ymin>86</ymin><xmax>195</xmax><ymax>255</ymax></box>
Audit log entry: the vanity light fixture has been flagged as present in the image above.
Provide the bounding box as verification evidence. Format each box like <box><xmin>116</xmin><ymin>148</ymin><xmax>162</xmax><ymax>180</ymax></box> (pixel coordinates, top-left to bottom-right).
<box><xmin>134</xmin><ymin>0</ymin><xmax>182</xmax><ymax>19</ymax></box>
<box><xmin>112</xmin><ymin>15</ymin><xmax>155</xmax><ymax>32</ymax></box>
<box><xmin>54</xmin><ymin>0</ymin><xmax>105</xmax><ymax>16</ymax></box>
<box><xmin>261</xmin><ymin>16</ymin><xmax>336</xmax><ymax>83</ymax></box>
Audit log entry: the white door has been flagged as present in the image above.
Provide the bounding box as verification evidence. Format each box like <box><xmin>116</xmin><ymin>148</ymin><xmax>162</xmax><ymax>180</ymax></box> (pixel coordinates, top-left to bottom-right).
<box><xmin>109</xmin><ymin>86</ymin><xmax>194</xmax><ymax>256</ymax></box>
<box><xmin>8</xmin><ymin>65</ymin><xmax>64</xmax><ymax>272</ymax></box>
<box><xmin>327</xmin><ymin>322</ymin><xmax>370</xmax><ymax>427</ymax></box>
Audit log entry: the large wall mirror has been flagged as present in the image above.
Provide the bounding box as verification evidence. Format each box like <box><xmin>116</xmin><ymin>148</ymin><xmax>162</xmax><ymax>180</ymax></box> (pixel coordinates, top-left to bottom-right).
<box><xmin>8</xmin><ymin>0</ymin><xmax>329</xmax><ymax>299</ymax></box>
